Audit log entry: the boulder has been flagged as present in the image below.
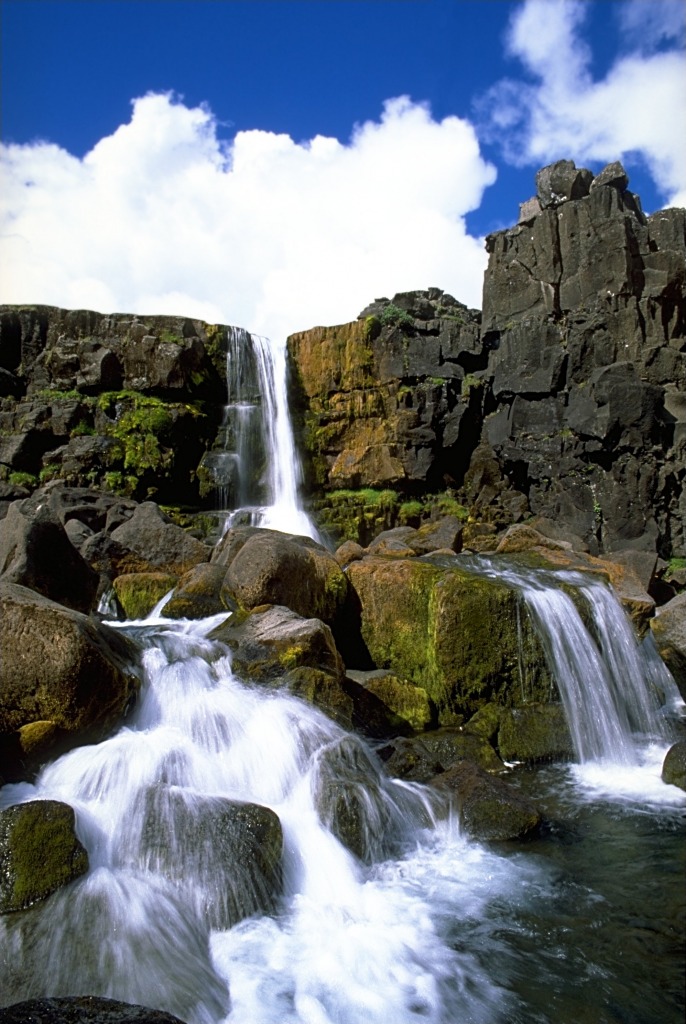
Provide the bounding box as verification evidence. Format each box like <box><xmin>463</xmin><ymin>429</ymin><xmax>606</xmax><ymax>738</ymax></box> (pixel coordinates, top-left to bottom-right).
<box><xmin>0</xmin><ymin>583</ymin><xmax>140</xmax><ymax>780</ymax></box>
<box><xmin>311</xmin><ymin>735</ymin><xmax>403</xmax><ymax>863</ymax></box>
<box><xmin>212</xmin><ymin>526</ymin><xmax>348</xmax><ymax>627</ymax></box>
<box><xmin>0</xmin><ymin>800</ymin><xmax>88</xmax><ymax>913</ymax></box>
<box><xmin>0</xmin><ymin>498</ymin><xmax>99</xmax><ymax>613</ymax></box>
<box><xmin>344</xmin><ymin>669</ymin><xmax>434</xmax><ymax>737</ymax></box>
<box><xmin>496</xmin><ymin>705</ymin><xmax>574</xmax><ymax>763</ymax></box>
<box><xmin>345</xmin><ymin>554</ymin><xmax>552</xmax><ymax>720</ymax></box>
<box><xmin>0</xmin><ymin>997</ymin><xmax>185</xmax><ymax>1024</ymax></box>
<box><xmin>379</xmin><ymin>728</ymin><xmax>503</xmax><ymax>782</ymax></box>
<box><xmin>209</xmin><ymin>604</ymin><xmax>351</xmax><ymax>725</ymax></box>
<box><xmin>127</xmin><ymin>788</ymin><xmax>282</xmax><ymax>929</ymax></box>
<box><xmin>162</xmin><ymin>562</ymin><xmax>237</xmax><ymax>619</ymax></box>
<box><xmin>429</xmin><ymin>760</ymin><xmax>542</xmax><ymax>841</ymax></box>
<box><xmin>109</xmin><ymin>503</ymin><xmax>211</xmax><ymax>576</ymax></box>
<box><xmin>651</xmin><ymin>593</ymin><xmax>686</xmax><ymax>699</ymax></box>
<box><xmin>112</xmin><ymin>572</ymin><xmax>178</xmax><ymax>620</ymax></box>
<box><xmin>661</xmin><ymin>740</ymin><xmax>686</xmax><ymax>791</ymax></box>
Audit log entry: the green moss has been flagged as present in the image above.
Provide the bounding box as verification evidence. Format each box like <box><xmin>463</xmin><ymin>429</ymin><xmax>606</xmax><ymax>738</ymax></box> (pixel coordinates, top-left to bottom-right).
<box><xmin>8</xmin><ymin>471</ymin><xmax>38</xmax><ymax>488</ymax></box>
<box><xmin>112</xmin><ymin>572</ymin><xmax>179</xmax><ymax>619</ymax></box>
<box><xmin>399</xmin><ymin>500</ymin><xmax>423</xmax><ymax>523</ymax></box>
<box><xmin>378</xmin><ymin>304</ymin><xmax>415</xmax><ymax>330</ymax></box>
<box><xmin>0</xmin><ymin>801</ymin><xmax>89</xmax><ymax>912</ymax></box>
<box><xmin>461</xmin><ymin>373</ymin><xmax>484</xmax><ymax>397</ymax></box>
<box><xmin>70</xmin><ymin>420</ymin><xmax>96</xmax><ymax>438</ymax></box>
<box><xmin>364</xmin><ymin>315</ymin><xmax>381</xmax><ymax>341</ymax></box>
<box><xmin>34</xmin><ymin>388</ymin><xmax>87</xmax><ymax>403</ymax></box>
<box><xmin>39</xmin><ymin>464</ymin><xmax>61</xmax><ymax>483</ymax></box>
<box><xmin>159</xmin><ymin>330</ymin><xmax>183</xmax><ymax>345</ymax></box>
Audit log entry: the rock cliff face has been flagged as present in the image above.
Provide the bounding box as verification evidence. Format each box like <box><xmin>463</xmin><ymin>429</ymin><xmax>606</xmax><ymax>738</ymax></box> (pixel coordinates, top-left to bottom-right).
<box><xmin>288</xmin><ymin>160</ymin><xmax>685</xmax><ymax>558</ymax></box>
<box><xmin>0</xmin><ymin>308</ymin><xmax>228</xmax><ymax>507</ymax></box>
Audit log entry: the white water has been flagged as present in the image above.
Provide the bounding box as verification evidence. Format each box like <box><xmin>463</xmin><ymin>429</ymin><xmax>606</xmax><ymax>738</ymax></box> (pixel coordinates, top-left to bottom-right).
<box><xmin>0</xmin><ymin>613</ymin><xmax>515</xmax><ymax>1022</ymax></box>
<box><xmin>478</xmin><ymin>561</ymin><xmax>680</xmax><ymax>766</ymax></box>
<box><xmin>205</xmin><ymin>326</ymin><xmax>319</xmax><ymax>541</ymax></box>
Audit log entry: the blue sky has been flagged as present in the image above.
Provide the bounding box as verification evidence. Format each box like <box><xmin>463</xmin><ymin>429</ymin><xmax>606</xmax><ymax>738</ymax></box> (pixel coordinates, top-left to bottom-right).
<box><xmin>1</xmin><ymin>0</ymin><xmax>685</xmax><ymax>338</ymax></box>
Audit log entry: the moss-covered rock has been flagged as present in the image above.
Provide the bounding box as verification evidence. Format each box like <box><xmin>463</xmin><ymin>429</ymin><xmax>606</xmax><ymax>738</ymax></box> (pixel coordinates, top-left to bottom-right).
<box><xmin>661</xmin><ymin>740</ymin><xmax>686</xmax><ymax>791</ymax></box>
<box><xmin>345</xmin><ymin>669</ymin><xmax>434</xmax><ymax>737</ymax></box>
<box><xmin>0</xmin><ymin>800</ymin><xmax>88</xmax><ymax>913</ymax></box>
<box><xmin>112</xmin><ymin>572</ymin><xmax>178</xmax><ymax>620</ymax></box>
<box><xmin>162</xmin><ymin>562</ymin><xmax>237</xmax><ymax>619</ymax></box>
<box><xmin>430</xmin><ymin>760</ymin><xmax>542</xmax><ymax>841</ymax></box>
<box><xmin>345</xmin><ymin>554</ymin><xmax>552</xmax><ymax>719</ymax></box>
<box><xmin>496</xmin><ymin>704</ymin><xmax>574</xmax><ymax>763</ymax></box>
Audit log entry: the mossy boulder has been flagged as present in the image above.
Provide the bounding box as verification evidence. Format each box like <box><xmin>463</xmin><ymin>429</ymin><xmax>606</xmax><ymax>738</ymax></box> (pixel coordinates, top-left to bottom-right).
<box><xmin>211</xmin><ymin>526</ymin><xmax>348</xmax><ymax>627</ymax></box>
<box><xmin>496</xmin><ymin>704</ymin><xmax>574</xmax><ymax>763</ymax></box>
<box><xmin>430</xmin><ymin>760</ymin><xmax>542</xmax><ymax>841</ymax></box>
<box><xmin>112</xmin><ymin>572</ymin><xmax>178</xmax><ymax>620</ymax></box>
<box><xmin>661</xmin><ymin>740</ymin><xmax>686</xmax><ymax>791</ymax></box>
<box><xmin>345</xmin><ymin>554</ymin><xmax>552</xmax><ymax>720</ymax></box>
<box><xmin>344</xmin><ymin>669</ymin><xmax>434</xmax><ymax>737</ymax></box>
<box><xmin>209</xmin><ymin>604</ymin><xmax>351</xmax><ymax>725</ymax></box>
<box><xmin>162</xmin><ymin>563</ymin><xmax>237</xmax><ymax>619</ymax></box>
<box><xmin>379</xmin><ymin>728</ymin><xmax>503</xmax><ymax>781</ymax></box>
<box><xmin>0</xmin><ymin>582</ymin><xmax>140</xmax><ymax>780</ymax></box>
<box><xmin>0</xmin><ymin>800</ymin><xmax>88</xmax><ymax>913</ymax></box>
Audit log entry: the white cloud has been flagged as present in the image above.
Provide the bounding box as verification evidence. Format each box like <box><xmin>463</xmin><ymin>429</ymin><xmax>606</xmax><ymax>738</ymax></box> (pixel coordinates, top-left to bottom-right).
<box><xmin>0</xmin><ymin>93</ymin><xmax>496</xmax><ymax>339</ymax></box>
<box><xmin>479</xmin><ymin>0</ymin><xmax>686</xmax><ymax>209</ymax></box>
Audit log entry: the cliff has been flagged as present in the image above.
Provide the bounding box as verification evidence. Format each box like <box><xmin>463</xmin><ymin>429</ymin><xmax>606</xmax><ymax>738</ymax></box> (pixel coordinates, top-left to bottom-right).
<box><xmin>0</xmin><ymin>159</ymin><xmax>684</xmax><ymax>558</ymax></box>
<box><xmin>288</xmin><ymin>160</ymin><xmax>685</xmax><ymax>558</ymax></box>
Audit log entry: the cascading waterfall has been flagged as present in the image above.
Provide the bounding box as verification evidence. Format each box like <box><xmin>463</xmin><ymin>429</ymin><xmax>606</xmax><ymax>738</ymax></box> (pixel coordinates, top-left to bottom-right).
<box><xmin>0</xmin><ymin>561</ymin><xmax>684</xmax><ymax>1022</ymax></box>
<box><xmin>477</xmin><ymin>561</ymin><xmax>678</xmax><ymax>766</ymax></box>
<box><xmin>202</xmin><ymin>327</ymin><xmax>318</xmax><ymax>541</ymax></box>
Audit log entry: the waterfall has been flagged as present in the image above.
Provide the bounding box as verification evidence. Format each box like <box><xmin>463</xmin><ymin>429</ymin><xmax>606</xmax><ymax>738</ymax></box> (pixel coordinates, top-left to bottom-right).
<box><xmin>0</xmin><ymin>614</ymin><xmax>506</xmax><ymax>1023</ymax></box>
<box><xmin>489</xmin><ymin>563</ymin><xmax>677</xmax><ymax>765</ymax></box>
<box><xmin>202</xmin><ymin>327</ymin><xmax>318</xmax><ymax>541</ymax></box>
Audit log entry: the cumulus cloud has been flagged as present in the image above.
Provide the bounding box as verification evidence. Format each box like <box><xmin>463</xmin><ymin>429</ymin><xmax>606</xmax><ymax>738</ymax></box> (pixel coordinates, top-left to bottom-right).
<box><xmin>0</xmin><ymin>93</ymin><xmax>495</xmax><ymax>338</ymax></box>
<box><xmin>479</xmin><ymin>0</ymin><xmax>686</xmax><ymax>209</ymax></box>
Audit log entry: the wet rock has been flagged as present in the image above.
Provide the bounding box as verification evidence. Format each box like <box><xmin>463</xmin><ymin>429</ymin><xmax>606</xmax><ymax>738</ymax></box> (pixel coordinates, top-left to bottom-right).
<box><xmin>312</xmin><ymin>735</ymin><xmax>405</xmax><ymax>862</ymax></box>
<box><xmin>0</xmin><ymin>800</ymin><xmax>88</xmax><ymax>913</ymax></box>
<box><xmin>129</xmin><ymin>789</ymin><xmax>282</xmax><ymax>929</ymax></box>
<box><xmin>661</xmin><ymin>740</ymin><xmax>686</xmax><ymax>791</ymax></box>
<box><xmin>651</xmin><ymin>593</ymin><xmax>686</xmax><ymax>700</ymax></box>
<box><xmin>0</xmin><ymin>497</ymin><xmax>99</xmax><ymax>613</ymax></box>
<box><xmin>344</xmin><ymin>669</ymin><xmax>434</xmax><ymax>737</ymax></box>
<box><xmin>430</xmin><ymin>760</ymin><xmax>542</xmax><ymax>841</ymax></box>
<box><xmin>212</xmin><ymin>526</ymin><xmax>348</xmax><ymax>627</ymax></box>
<box><xmin>496</xmin><ymin>705</ymin><xmax>574</xmax><ymax>763</ymax></box>
<box><xmin>380</xmin><ymin>728</ymin><xmax>503</xmax><ymax>781</ymax></box>
<box><xmin>0</xmin><ymin>996</ymin><xmax>186</xmax><ymax>1023</ymax></box>
<box><xmin>0</xmin><ymin>582</ymin><xmax>140</xmax><ymax>780</ymax></box>
<box><xmin>345</xmin><ymin>554</ymin><xmax>552</xmax><ymax>720</ymax></box>
<box><xmin>112</xmin><ymin>572</ymin><xmax>179</xmax><ymax>620</ymax></box>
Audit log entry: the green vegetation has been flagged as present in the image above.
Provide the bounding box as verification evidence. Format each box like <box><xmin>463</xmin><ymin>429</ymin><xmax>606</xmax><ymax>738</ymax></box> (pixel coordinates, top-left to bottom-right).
<box><xmin>461</xmin><ymin>373</ymin><xmax>484</xmax><ymax>398</ymax></box>
<box><xmin>378</xmin><ymin>304</ymin><xmax>415</xmax><ymax>330</ymax></box>
<box><xmin>364</xmin><ymin>315</ymin><xmax>381</xmax><ymax>341</ymax></box>
<box><xmin>159</xmin><ymin>330</ymin><xmax>184</xmax><ymax>345</ymax></box>
<box><xmin>70</xmin><ymin>420</ymin><xmax>96</xmax><ymax>438</ymax></box>
<box><xmin>8</xmin><ymin>471</ymin><xmax>38</xmax><ymax>489</ymax></box>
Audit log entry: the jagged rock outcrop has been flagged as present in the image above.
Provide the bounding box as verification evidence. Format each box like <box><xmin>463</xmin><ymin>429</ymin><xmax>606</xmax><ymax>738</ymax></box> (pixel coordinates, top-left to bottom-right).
<box><xmin>288</xmin><ymin>161</ymin><xmax>685</xmax><ymax>559</ymax></box>
<box><xmin>0</xmin><ymin>308</ymin><xmax>230</xmax><ymax>506</ymax></box>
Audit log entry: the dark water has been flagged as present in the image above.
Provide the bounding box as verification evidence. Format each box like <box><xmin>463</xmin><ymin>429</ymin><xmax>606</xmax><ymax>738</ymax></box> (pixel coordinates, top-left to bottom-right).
<box><xmin>453</xmin><ymin>762</ymin><xmax>686</xmax><ymax>1024</ymax></box>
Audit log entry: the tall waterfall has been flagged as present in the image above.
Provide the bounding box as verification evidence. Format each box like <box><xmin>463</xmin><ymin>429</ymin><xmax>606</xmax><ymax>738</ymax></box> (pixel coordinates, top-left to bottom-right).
<box><xmin>202</xmin><ymin>328</ymin><xmax>318</xmax><ymax>541</ymax></box>
<box><xmin>198</xmin><ymin>329</ymin><xmax>317</xmax><ymax>540</ymax></box>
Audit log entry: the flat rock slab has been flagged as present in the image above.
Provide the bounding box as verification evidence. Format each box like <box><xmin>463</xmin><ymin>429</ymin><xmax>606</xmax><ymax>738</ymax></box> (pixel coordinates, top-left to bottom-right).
<box><xmin>0</xmin><ymin>996</ymin><xmax>185</xmax><ymax>1023</ymax></box>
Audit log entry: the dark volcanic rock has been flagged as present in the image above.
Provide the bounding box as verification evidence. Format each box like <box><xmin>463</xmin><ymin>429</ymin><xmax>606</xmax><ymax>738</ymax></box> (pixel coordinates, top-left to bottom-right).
<box><xmin>0</xmin><ymin>997</ymin><xmax>186</xmax><ymax>1023</ymax></box>
<box><xmin>661</xmin><ymin>740</ymin><xmax>686</xmax><ymax>791</ymax></box>
<box><xmin>430</xmin><ymin>760</ymin><xmax>542</xmax><ymax>841</ymax></box>
<box><xmin>0</xmin><ymin>497</ymin><xmax>99</xmax><ymax>613</ymax></box>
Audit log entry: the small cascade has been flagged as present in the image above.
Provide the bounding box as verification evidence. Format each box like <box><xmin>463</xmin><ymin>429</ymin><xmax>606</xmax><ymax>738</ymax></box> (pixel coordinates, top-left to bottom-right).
<box><xmin>201</xmin><ymin>327</ymin><xmax>318</xmax><ymax>541</ymax></box>
<box><xmin>490</xmin><ymin>563</ymin><xmax>676</xmax><ymax>765</ymax></box>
